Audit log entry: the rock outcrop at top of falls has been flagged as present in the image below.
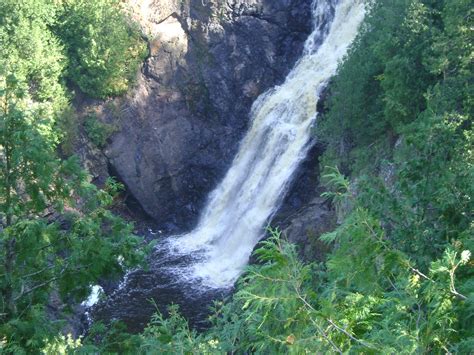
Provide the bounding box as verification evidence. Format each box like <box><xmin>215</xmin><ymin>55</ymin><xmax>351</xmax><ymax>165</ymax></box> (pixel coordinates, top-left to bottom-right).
<box><xmin>99</xmin><ymin>0</ymin><xmax>312</xmax><ymax>230</ymax></box>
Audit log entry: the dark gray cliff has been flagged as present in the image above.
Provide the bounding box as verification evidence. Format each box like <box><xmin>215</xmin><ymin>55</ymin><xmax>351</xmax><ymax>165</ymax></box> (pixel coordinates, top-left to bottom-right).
<box><xmin>103</xmin><ymin>0</ymin><xmax>313</xmax><ymax>231</ymax></box>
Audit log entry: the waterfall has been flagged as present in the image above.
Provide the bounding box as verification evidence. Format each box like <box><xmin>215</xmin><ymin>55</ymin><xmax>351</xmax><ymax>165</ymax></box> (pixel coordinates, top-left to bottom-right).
<box><xmin>163</xmin><ymin>0</ymin><xmax>366</xmax><ymax>288</ymax></box>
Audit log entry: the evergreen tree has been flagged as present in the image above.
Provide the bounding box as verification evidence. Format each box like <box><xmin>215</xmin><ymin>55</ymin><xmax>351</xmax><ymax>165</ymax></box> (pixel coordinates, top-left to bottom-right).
<box><xmin>0</xmin><ymin>1</ymin><xmax>145</xmax><ymax>351</ymax></box>
<box><xmin>57</xmin><ymin>0</ymin><xmax>147</xmax><ymax>98</ymax></box>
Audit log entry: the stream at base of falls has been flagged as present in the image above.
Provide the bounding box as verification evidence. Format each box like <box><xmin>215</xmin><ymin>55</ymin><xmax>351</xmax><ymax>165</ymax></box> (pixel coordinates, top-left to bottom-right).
<box><xmin>87</xmin><ymin>0</ymin><xmax>365</xmax><ymax>332</ymax></box>
<box><xmin>90</xmin><ymin>227</ymin><xmax>230</xmax><ymax>332</ymax></box>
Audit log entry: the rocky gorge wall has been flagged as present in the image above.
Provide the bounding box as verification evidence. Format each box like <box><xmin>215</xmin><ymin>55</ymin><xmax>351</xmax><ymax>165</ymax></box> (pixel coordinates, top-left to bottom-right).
<box><xmin>79</xmin><ymin>0</ymin><xmax>335</xmax><ymax>252</ymax></box>
<box><xmin>105</xmin><ymin>0</ymin><xmax>313</xmax><ymax>229</ymax></box>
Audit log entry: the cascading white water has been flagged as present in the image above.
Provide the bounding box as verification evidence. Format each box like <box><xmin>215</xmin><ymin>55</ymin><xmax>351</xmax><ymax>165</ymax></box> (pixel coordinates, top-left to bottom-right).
<box><xmin>165</xmin><ymin>0</ymin><xmax>366</xmax><ymax>288</ymax></box>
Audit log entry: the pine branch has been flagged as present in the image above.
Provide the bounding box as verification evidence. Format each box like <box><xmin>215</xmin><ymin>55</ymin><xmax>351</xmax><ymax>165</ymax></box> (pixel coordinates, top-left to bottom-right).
<box><xmin>14</xmin><ymin>262</ymin><xmax>93</xmax><ymax>301</ymax></box>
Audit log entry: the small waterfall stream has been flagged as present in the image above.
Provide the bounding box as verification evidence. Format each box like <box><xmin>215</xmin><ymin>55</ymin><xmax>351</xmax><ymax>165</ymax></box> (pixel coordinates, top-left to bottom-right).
<box><xmin>91</xmin><ymin>0</ymin><xmax>365</xmax><ymax>330</ymax></box>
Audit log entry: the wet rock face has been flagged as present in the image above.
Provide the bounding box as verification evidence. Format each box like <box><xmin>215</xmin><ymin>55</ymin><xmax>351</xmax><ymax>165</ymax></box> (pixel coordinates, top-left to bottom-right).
<box><xmin>269</xmin><ymin>142</ymin><xmax>336</xmax><ymax>261</ymax></box>
<box><xmin>105</xmin><ymin>0</ymin><xmax>312</xmax><ymax>231</ymax></box>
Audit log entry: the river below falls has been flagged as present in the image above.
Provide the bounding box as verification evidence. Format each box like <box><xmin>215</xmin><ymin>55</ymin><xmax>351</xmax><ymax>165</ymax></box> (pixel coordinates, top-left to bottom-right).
<box><xmin>88</xmin><ymin>227</ymin><xmax>230</xmax><ymax>333</ymax></box>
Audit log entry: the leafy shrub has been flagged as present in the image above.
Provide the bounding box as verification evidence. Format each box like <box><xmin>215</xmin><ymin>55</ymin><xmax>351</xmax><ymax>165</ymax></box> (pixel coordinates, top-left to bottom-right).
<box><xmin>84</xmin><ymin>114</ymin><xmax>117</xmax><ymax>148</ymax></box>
<box><xmin>57</xmin><ymin>0</ymin><xmax>147</xmax><ymax>98</ymax></box>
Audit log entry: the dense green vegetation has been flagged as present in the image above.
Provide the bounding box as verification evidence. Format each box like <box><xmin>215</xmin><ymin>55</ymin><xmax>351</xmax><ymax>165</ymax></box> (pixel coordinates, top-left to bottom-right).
<box><xmin>84</xmin><ymin>113</ymin><xmax>118</xmax><ymax>148</ymax></box>
<box><xmin>57</xmin><ymin>0</ymin><xmax>146</xmax><ymax>98</ymax></box>
<box><xmin>1</xmin><ymin>0</ymin><xmax>472</xmax><ymax>353</ymax></box>
<box><xmin>0</xmin><ymin>0</ymin><xmax>146</xmax><ymax>352</ymax></box>
<box><xmin>78</xmin><ymin>0</ymin><xmax>472</xmax><ymax>353</ymax></box>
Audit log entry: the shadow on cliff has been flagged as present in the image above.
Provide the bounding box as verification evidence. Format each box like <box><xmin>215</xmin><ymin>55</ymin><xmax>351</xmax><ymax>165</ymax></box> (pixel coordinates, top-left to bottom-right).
<box><xmin>104</xmin><ymin>0</ymin><xmax>314</xmax><ymax>234</ymax></box>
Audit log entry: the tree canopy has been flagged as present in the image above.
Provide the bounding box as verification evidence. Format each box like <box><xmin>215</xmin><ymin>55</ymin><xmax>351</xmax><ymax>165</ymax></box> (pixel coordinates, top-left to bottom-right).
<box><xmin>0</xmin><ymin>0</ymin><xmax>146</xmax><ymax>351</ymax></box>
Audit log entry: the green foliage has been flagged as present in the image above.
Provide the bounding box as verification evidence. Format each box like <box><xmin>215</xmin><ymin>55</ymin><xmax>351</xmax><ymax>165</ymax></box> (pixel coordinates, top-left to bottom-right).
<box><xmin>319</xmin><ymin>0</ymin><xmax>440</xmax><ymax>172</ymax></box>
<box><xmin>57</xmin><ymin>0</ymin><xmax>147</xmax><ymax>98</ymax></box>
<box><xmin>321</xmin><ymin>166</ymin><xmax>352</xmax><ymax>220</ymax></box>
<box><xmin>84</xmin><ymin>114</ymin><xmax>118</xmax><ymax>148</ymax></box>
<box><xmin>41</xmin><ymin>334</ymin><xmax>82</xmax><ymax>354</ymax></box>
<box><xmin>0</xmin><ymin>1</ymin><xmax>146</xmax><ymax>352</ymax></box>
<box><xmin>319</xmin><ymin>0</ymin><xmax>473</xmax><ymax>266</ymax></box>
<box><xmin>209</xmin><ymin>230</ymin><xmax>325</xmax><ymax>353</ymax></box>
<box><xmin>78</xmin><ymin>320</ymin><xmax>143</xmax><ymax>354</ymax></box>
<box><xmin>57</xmin><ymin>106</ymin><xmax>80</xmax><ymax>156</ymax></box>
<box><xmin>81</xmin><ymin>305</ymin><xmax>222</xmax><ymax>354</ymax></box>
<box><xmin>313</xmin><ymin>0</ymin><xmax>473</xmax><ymax>351</ymax></box>
<box><xmin>140</xmin><ymin>305</ymin><xmax>204</xmax><ymax>354</ymax></box>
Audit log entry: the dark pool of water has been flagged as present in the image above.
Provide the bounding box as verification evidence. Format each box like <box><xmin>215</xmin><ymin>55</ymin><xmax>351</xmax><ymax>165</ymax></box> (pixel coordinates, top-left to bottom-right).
<box><xmin>89</xmin><ymin>236</ymin><xmax>231</xmax><ymax>333</ymax></box>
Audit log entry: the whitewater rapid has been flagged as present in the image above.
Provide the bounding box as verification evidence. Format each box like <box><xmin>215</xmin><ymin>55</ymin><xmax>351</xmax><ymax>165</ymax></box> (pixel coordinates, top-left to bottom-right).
<box><xmin>162</xmin><ymin>0</ymin><xmax>366</xmax><ymax>288</ymax></box>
